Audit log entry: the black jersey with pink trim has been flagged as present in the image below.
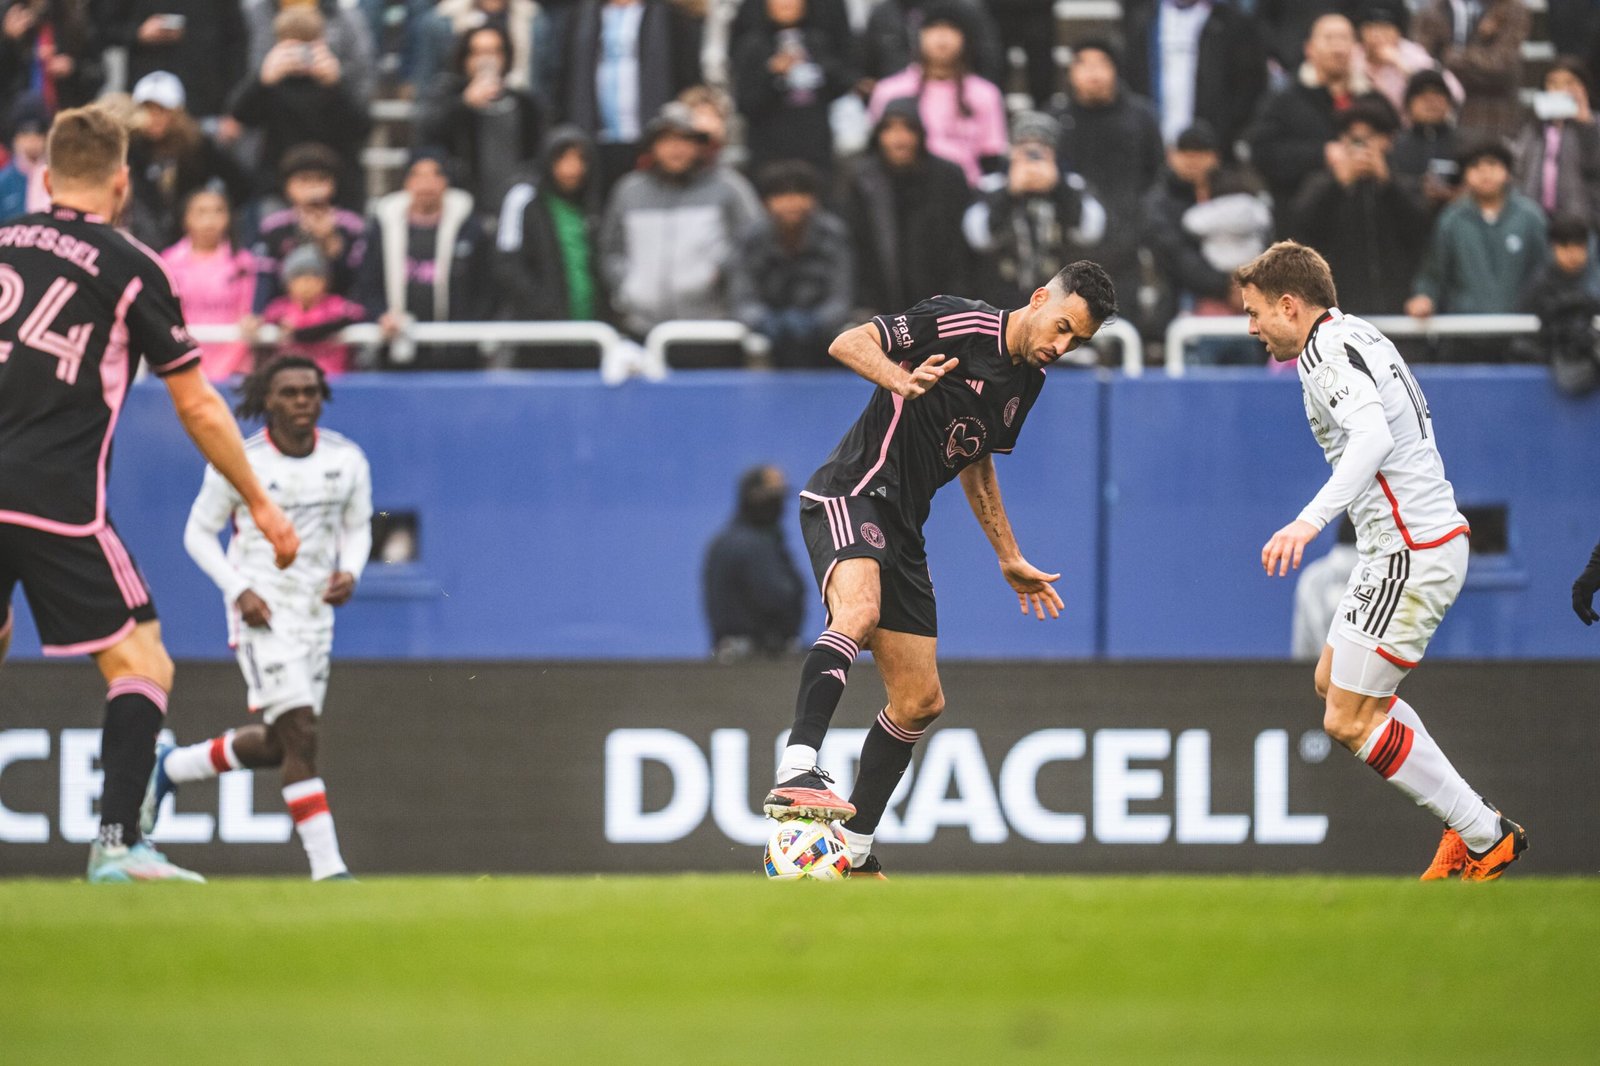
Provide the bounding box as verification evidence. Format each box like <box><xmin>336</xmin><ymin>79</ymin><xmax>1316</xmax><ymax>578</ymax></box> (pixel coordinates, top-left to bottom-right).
<box><xmin>803</xmin><ymin>295</ymin><xmax>1045</xmax><ymax>536</ymax></box>
<box><xmin>0</xmin><ymin>206</ymin><xmax>199</xmax><ymax>534</ymax></box>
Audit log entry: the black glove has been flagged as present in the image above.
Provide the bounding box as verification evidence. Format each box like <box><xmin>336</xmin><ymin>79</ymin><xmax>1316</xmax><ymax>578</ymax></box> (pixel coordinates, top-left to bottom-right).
<box><xmin>1575</xmin><ymin>541</ymin><xmax>1600</xmax><ymax>625</ymax></box>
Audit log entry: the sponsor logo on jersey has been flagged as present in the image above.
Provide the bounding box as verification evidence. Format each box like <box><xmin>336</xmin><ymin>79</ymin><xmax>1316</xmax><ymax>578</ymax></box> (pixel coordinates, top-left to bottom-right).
<box><xmin>892</xmin><ymin>315</ymin><xmax>913</xmax><ymax>350</ymax></box>
<box><xmin>942</xmin><ymin>417</ymin><xmax>987</xmax><ymax>467</ymax></box>
<box><xmin>860</xmin><ymin>522</ymin><xmax>886</xmax><ymax>549</ymax></box>
<box><xmin>1004</xmin><ymin>396</ymin><xmax>1019</xmax><ymax>427</ymax></box>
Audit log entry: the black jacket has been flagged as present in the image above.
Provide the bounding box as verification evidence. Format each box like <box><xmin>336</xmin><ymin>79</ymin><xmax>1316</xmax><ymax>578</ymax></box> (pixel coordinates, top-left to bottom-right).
<box><xmin>842</xmin><ymin>146</ymin><xmax>971</xmax><ymax>314</ymax></box>
<box><xmin>417</xmin><ymin>76</ymin><xmax>547</xmax><ymax>207</ymax></box>
<box><xmin>494</xmin><ymin>127</ymin><xmax>606</xmax><ymax>322</ymax></box>
<box><xmin>229</xmin><ymin>75</ymin><xmax>371</xmax><ymax>203</ymax></box>
<box><xmin>731</xmin><ymin>18</ymin><xmax>853</xmax><ymax>178</ymax></box>
<box><xmin>859</xmin><ymin>0</ymin><xmax>1004</xmax><ymax>86</ymax></box>
<box><xmin>0</xmin><ymin>0</ymin><xmax>102</xmax><ymax>109</ymax></box>
<box><xmin>1141</xmin><ymin>168</ymin><xmax>1231</xmax><ymax>326</ymax></box>
<box><xmin>702</xmin><ymin>519</ymin><xmax>805</xmax><ymax>656</ymax></box>
<box><xmin>557</xmin><ymin>0</ymin><xmax>700</xmax><ymax>136</ymax></box>
<box><xmin>100</xmin><ymin>0</ymin><xmax>248</xmax><ymax>117</ymax></box>
<box><xmin>1289</xmin><ymin>171</ymin><xmax>1432</xmax><ymax>315</ymax></box>
<box><xmin>126</xmin><ymin>132</ymin><xmax>252</xmax><ymax>250</ymax></box>
<box><xmin>1122</xmin><ymin>1</ymin><xmax>1268</xmax><ymax>153</ymax></box>
<box><xmin>968</xmin><ymin>177</ymin><xmax>1090</xmax><ymax>310</ymax></box>
<box><xmin>1248</xmin><ymin>84</ymin><xmax>1388</xmax><ymax>227</ymax></box>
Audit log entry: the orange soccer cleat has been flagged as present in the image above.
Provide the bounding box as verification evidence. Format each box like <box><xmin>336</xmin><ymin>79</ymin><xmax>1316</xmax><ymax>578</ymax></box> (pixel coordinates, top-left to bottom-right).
<box><xmin>1420</xmin><ymin>828</ymin><xmax>1469</xmax><ymax>881</ymax></box>
<box><xmin>763</xmin><ymin>767</ymin><xmax>856</xmax><ymax>822</ymax></box>
<box><xmin>1460</xmin><ymin>816</ymin><xmax>1528</xmax><ymax>882</ymax></box>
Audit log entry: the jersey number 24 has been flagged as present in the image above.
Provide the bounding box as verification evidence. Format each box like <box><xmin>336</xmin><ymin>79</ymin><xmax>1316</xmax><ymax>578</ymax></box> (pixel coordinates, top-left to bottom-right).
<box><xmin>0</xmin><ymin>264</ymin><xmax>95</xmax><ymax>385</ymax></box>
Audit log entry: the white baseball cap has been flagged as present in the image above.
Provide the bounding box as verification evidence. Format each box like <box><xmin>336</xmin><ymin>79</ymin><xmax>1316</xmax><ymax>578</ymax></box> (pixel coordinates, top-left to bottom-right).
<box><xmin>131</xmin><ymin>71</ymin><xmax>187</xmax><ymax>112</ymax></box>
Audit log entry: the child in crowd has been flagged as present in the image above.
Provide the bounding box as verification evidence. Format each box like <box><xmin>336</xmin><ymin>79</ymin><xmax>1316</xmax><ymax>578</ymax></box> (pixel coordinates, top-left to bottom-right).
<box><xmin>1520</xmin><ymin>214</ymin><xmax>1600</xmax><ymax>393</ymax></box>
<box><xmin>161</xmin><ymin>188</ymin><xmax>257</xmax><ymax>381</ymax></box>
<box><xmin>261</xmin><ymin>244</ymin><xmax>367</xmax><ymax>378</ymax></box>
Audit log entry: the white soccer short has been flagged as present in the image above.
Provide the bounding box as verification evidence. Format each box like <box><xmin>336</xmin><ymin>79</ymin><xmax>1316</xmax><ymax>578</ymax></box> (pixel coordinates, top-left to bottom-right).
<box><xmin>235</xmin><ymin>625</ymin><xmax>332</xmax><ymax>722</ymax></box>
<box><xmin>1327</xmin><ymin>535</ymin><xmax>1468</xmax><ymax>696</ymax></box>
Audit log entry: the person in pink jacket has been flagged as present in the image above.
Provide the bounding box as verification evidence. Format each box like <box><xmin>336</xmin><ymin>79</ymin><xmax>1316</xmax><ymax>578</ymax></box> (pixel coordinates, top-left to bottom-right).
<box><xmin>866</xmin><ymin>3</ymin><xmax>1007</xmax><ymax>186</ymax></box>
<box><xmin>161</xmin><ymin>189</ymin><xmax>257</xmax><ymax>381</ymax></box>
<box><xmin>261</xmin><ymin>244</ymin><xmax>367</xmax><ymax>378</ymax></box>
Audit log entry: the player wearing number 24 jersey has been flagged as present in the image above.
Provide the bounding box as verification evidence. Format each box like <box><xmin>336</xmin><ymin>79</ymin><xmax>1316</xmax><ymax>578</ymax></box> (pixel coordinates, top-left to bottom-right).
<box><xmin>1239</xmin><ymin>240</ymin><xmax>1525</xmax><ymax>882</ymax></box>
<box><xmin>0</xmin><ymin>106</ymin><xmax>297</xmax><ymax>884</ymax></box>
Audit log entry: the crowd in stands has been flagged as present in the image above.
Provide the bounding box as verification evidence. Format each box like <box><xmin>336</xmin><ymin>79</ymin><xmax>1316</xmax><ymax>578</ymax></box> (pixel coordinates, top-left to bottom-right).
<box><xmin>2</xmin><ymin>0</ymin><xmax>1599</xmax><ymax>377</ymax></box>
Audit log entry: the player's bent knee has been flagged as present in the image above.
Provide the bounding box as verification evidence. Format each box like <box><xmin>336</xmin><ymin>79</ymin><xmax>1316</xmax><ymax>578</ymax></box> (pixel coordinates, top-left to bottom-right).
<box><xmin>830</xmin><ymin>602</ymin><xmax>880</xmax><ymax>641</ymax></box>
<box><xmin>1321</xmin><ymin>698</ymin><xmax>1368</xmax><ymax>748</ymax></box>
<box><xmin>900</xmin><ymin>688</ymin><xmax>944</xmax><ymax>730</ymax></box>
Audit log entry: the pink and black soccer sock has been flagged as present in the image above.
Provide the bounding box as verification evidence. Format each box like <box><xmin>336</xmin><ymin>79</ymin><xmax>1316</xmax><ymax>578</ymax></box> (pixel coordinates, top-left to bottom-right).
<box><xmin>842</xmin><ymin>708</ymin><xmax>925</xmax><ymax>836</ymax></box>
<box><xmin>98</xmin><ymin>677</ymin><xmax>168</xmax><ymax>849</ymax></box>
<box><xmin>778</xmin><ymin>630</ymin><xmax>859</xmax><ymax>782</ymax></box>
<box><xmin>162</xmin><ymin>730</ymin><xmax>242</xmax><ymax>784</ymax></box>
<box><xmin>1355</xmin><ymin>699</ymin><xmax>1502</xmax><ymax>852</ymax></box>
<box><xmin>283</xmin><ymin>778</ymin><xmax>348</xmax><ymax>880</ymax></box>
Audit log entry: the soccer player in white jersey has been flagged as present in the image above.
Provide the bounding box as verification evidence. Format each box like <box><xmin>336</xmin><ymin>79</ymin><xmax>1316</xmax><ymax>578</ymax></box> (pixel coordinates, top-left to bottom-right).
<box><xmin>1237</xmin><ymin>241</ymin><xmax>1526</xmax><ymax>881</ymax></box>
<box><xmin>143</xmin><ymin>357</ymin><xmax>372</xmax><ymax>880</ymax></box>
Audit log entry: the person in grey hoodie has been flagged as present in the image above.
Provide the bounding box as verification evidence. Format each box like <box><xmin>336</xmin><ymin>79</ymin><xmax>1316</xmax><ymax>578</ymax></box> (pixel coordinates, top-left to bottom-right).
<box><xmin>599</xmin><ymin>101</ymin><xmax>760</xmax><ymax>342</ymax></box>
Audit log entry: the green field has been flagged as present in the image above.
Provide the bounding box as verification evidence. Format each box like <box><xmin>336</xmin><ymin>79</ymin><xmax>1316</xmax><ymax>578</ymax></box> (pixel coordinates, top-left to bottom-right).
<box><xmin>3</xmin><ymin>876</ymin><xmax>1596</xmax><ymax>1064</ymax></box>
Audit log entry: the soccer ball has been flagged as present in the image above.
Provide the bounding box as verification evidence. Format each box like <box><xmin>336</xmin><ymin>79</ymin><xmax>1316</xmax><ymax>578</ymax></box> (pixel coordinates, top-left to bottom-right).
<box><xmin>763</xmin><ymin>818</ymin><xmax>852</xmax><ymax>881</ymax></box>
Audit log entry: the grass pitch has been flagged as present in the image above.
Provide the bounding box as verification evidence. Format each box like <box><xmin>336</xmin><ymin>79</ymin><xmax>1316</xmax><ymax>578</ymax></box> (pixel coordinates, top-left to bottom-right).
<box><xmin>2</xmin><ymin>875</ymin><xmax>1596</xmax><ymax>1064</ymax></box>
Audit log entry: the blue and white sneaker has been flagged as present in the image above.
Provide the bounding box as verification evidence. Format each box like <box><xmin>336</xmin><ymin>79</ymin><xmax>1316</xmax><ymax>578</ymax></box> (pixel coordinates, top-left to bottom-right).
<box><xmin>86</xmin><ymin>841</ymin><xmax>205</xmax><ymax>883</ymax></box>
<box><xmin>138</xmin><ymin>744</ymin><xmax>175</xmax><ymax>836</ymax></box>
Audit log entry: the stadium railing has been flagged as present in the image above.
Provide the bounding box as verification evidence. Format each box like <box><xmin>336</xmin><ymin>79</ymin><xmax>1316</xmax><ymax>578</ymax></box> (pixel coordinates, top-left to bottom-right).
<box><xmin>192</xmin><ymin>316</ymin><xmax>1150</xmax><ymax>378</ymax></box>
<box><xmin>1161</xmin><ymin>313</ymin><xmax>1546</xmax><ymax>376</ymax></box>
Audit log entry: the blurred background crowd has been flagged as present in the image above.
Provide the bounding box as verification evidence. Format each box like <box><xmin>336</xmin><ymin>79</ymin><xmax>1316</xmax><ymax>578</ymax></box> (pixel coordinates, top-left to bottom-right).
<box><xmin>1</xmin><ymin>0</ymin><xmax>1597</xmax><ymax>375</ymax></box>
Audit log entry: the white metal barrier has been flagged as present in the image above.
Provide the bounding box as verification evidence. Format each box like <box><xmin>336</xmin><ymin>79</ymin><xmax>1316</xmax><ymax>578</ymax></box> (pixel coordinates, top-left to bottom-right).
<box><xmin>1162</xmin><ymin>313</ymin><xmax>1545</xmax><ymax>376</ymax></box>
<box><xmin>1093</xmin><ymin>318</ymin><xmax>1146</xmax><ymax>376</ymax></box>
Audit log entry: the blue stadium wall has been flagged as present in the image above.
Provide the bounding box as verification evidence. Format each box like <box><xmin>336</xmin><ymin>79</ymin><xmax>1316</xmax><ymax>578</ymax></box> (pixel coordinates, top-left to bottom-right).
<box><xmin>4</xmin><ymin>367</ymin><xmax>1597</xmax><ymax>660</ymax></box>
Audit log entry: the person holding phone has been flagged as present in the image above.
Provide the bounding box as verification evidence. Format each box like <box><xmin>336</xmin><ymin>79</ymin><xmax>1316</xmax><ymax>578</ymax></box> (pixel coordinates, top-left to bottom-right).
<box><xmin>0</xmin><ymin>0</ymin><xmax>104</xmax><ymax>111</ymax></box>
<box><xmin>103</xmin><ymin>1</ymin><xmax>248</xmax><ymax>120</ymax></box>
<box><xmin>1512</xmin><ymin>56</ymin><xmax>1600</xmax><ymax>235</ymax></box>
<box><xmin>1390</xmin><ymin>69</ymin><xmax>1462</xmax><ymax>214</ymax></box>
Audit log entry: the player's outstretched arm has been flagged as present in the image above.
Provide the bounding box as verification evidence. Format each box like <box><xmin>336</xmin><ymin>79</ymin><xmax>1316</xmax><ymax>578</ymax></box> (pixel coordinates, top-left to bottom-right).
<box><xmin>828</xmin><ymin>322</ymin><xmax>957</xmax><ymax>398</ymax></box>
<box><xmin>163</xmin><ymin>366</ymin><xmax>299</xmax><ymax>569</ymax></box>
<box><xmin>959</xmin><ymin>456</ymin><xmax>1063</xmax><ymax>620</ymax></box>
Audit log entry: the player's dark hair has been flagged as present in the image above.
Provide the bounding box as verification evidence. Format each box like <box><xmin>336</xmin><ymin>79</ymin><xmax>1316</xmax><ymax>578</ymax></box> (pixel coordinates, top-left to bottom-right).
<box><xmin>46</xmin><ymin>105</ymin><xmax>127</xmax><ymax>185</ymax></box>
<box><xmin>1050</xmin><ymin>261</ymin><xmax>1118</xmax><ymax>324</ymax></box>
<box><xmin>235</xmin><ymin>356</ymin><xmax>331</xmax><ymax>423</ymax></box>
<box><xmin>1234</xmin><ymin>241</ymin><xmax>1339</xmax><ymax>310</ymax></box>
<box><xmin>756</xmin><ymin>159</ymin><xmax>819</xmax><ymax>200</ymax></box>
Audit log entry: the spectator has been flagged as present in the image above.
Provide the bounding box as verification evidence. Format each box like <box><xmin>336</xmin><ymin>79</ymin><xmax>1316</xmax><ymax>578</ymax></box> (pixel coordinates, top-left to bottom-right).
<box><xmin>1290</xmin><ymin>98</ymin><xmax>1431</xmax><ymax>315</ymax></box>
<box><xmin>867</xmin><ymin>4</ymin><xmax>1007</xmax><ymax>186</ymax></box>
<box><xmin>101</xmin><ymin>1</ymin><xmax>249</xmax><ymax>121</ymax></box>
<box><xmin>250</xmin><ymin>143</ymin><xmax>369</xmax><ymax>315</ymax></box>
<box><xmin>1512</xmin><ymin>57</ymin><xmax>1600</xmax><ymax>237</ymax></box>
<box><xmin>599</xmin><ymin>101</ymin><xmax>760</xmax><ymax>343</ymax></box>
<box><xmin>1354</xmin><ymin>0</ymin><xmax>1460</xmax><ymax>118</ymax></box>
<box><xmin>1055</xmin><ymin>39</ymin><xmax>1163</xmax><ymax>334</ymax></box>
<box><xmin>244</xmin><ymin>0</ymin><xmax>377</xmax><ymax>104</ymax></box>
<box><xmin>417</xmin><ymin>25</ymin><xmax>546</xmax><ymax>212</ymax></box>
<box><xmin>677</xmin><ymin>84</ymin><xmax>751</xmax><ymax>189</ymax></box>
<box><xmin>0</xmin><ymin>0</ymin><xmax>103</xmax><ymax>112</ymax></box>
<box><xmin>1250</xmin><ymin>0</ymin><xmax>1360</xmax><ymax>72</ymax></box>
<box><xmin>702</xmin><ymin>464</ymin><xmax>805</xmax><ymax>662</ymax></box>
<box><xmin>1409</xmin><ymin>139</ymin><xmax>1548</xmax><ymax>358</ymax></box>
<box><xmin>1173</xmin><ymin>160</ymin><xmax>1272</xmax><ymax>364</ymax></box>
<box><xmin>0</xmin><ymin>92</ymin><xmax>47</xmax><ymax>222</ymax></box>
<box><xmin>1390</xmin><ymin>68</ymin><xmax>1461</xmax><ymax>214</ymax></box>
<box><xmin>496</xmin><ymin>126</ymin><xmax>605</xmax><ymax>326</ymax></box>
<box><xmin>261</xmin><ymin>244</ymin><xmax>368</xmax><ymax>378</ymax></box>
<box><xmin>1248</xmin><ymin>14</ymin><xmax>1376</xmax><ymax>232</ymax></box>
<box><xmin>229</xmin><ymin>6</ymin><xmax>372</xmax><ymax>205</ymax></box>
<box><xmin>559</xmin><ymin>0</ymin><xmax>703</xmax><ymax>197</ymax></box>
<box><xmin>355</xmin><ymin>149</ymin><xmax>494</xmax><ymax>369</ymax></box>
<box><xmin>1121</xmin><ymin>0</ymin><xmax>1268</xmax><ymax>152</ymax></box>
<box><xmin>424</xmin><ymin>0</ymin><xmax>541</xmax><ymax>91</ymax></box>
<box><xmin>859</xmin><ymin>0</ymin><xmax>1002</xmax><ymax>92</ymax></box>
<box><xmin>1413</xmin><ymin>0</ymin><xmax>1528</xmax><ymax>140</ymax></box>
<box><xmin>729</xmin><ymin>160</ymin><xmax>852</xmax><ymax>369</ymax></box>
<box><xmin>840</xmin><ymin>97</ymin><xmax>970</xmax><ymax>316</ymax></box>
<box><xmin>731</xmin><ymin>0</ymin><xmax>853</xmax><ymax>180</ymax></box>
<box><xmin>125</xmin><ymin>71</ymin><xmax>251</xmax><ymax>251</ymax></box>
<box><xmin>1519</xmin><ymin>214</ymin><xmax>1600</xmax><ymax>394</ymax></box>
<box><xmin>989</xmin><ymin>0</ymin><xmax>1055</xmax><ymax>107</ymax></box>
<box><xmin>964</xmin><ymin>111</ymin><xmax>1105</xmax><ymax>314</ymax></box>
<box><xmin>1141</xmin><ymin>123</ymin><xmax>1237</xmax><ymax>342</ymax></box>
<box><xmin>161</xmin><ymin>188</ymin><xmax>257</xmax><ymax>382</ymax></box>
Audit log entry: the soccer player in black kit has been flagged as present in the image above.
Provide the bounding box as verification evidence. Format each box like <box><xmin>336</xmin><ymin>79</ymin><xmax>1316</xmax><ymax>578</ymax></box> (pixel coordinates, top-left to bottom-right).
<box><xmin>0</xmin><ymin>106</ymin><xmax>299</xmax><ymax>883</ymax></box>
<box><xmin>764</xmin><ymin>261</ymin><xmax>1117</xmax><ymax>877</ymax></box>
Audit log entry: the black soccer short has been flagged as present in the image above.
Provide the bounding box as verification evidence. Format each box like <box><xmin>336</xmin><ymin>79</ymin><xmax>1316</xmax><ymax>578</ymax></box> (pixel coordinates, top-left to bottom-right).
<box><xmin>0</xmin><ymin>521</ymin><xmax>158</xmax><ymax>656</ymax></box>
<box><xmin>799</xmin><ymin>493</ymin><xmax>937</xmax><ymax>638</ymax></box>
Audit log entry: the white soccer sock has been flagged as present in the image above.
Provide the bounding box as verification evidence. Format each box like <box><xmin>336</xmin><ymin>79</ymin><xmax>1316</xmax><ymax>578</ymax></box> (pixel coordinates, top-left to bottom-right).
<box><xmin>283</xmin><ymin>778</ymin><xmax>347</xmax><ymax>880</ymax></box>
<box><xmin>777</xmin><ymin>744</ymin><xmax>818</xmax><ymax>785</ymax></box>
<box><xmin>839</xmin><ymin>826</ymin><xmax>873</xmax><ymax>869</ymax></box>
<box><xmin>1355</xmin><ymin>712</ymin><xmax>1502</xmax><ymax>852</ymax></box>
<box><xmin>1385</xmin><ymin>697</ymin><xmax>1433</xmax><ymax>742</ymax></box>
<box><xmin>163</xmin><ymin>731</ymin><xmax>241</xmax><ymax>784</ymax></box>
